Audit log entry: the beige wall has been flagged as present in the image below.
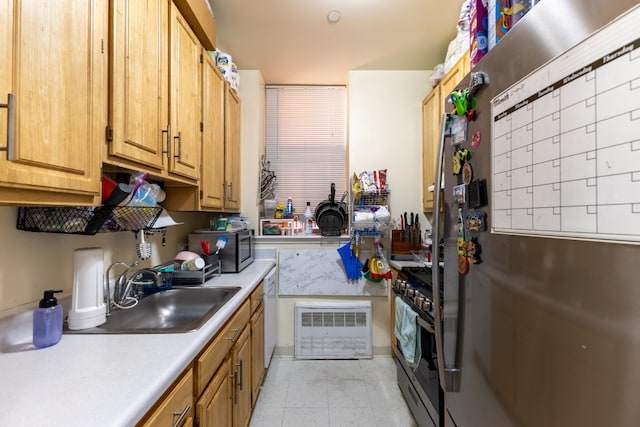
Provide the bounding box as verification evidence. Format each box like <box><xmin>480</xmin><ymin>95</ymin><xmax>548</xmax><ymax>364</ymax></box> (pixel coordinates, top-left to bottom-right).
<box><xmin>249</xmin><ymin>70</ymin><xmax>433</xmax><ymax>355</ymax></box>
<box><xmin>0</xmin><ymin>207</ymin><xmax>208</xmax><ymax>317</ymax></box>
<box><xmin>238</xmin><ymin>70</ymin><xmax>266</xmax><ymax>229</ymax></box>
<box><xmin>349</xmin><ymin>70</ymin><xmax>433</xmax><ymax>230</ymax></box>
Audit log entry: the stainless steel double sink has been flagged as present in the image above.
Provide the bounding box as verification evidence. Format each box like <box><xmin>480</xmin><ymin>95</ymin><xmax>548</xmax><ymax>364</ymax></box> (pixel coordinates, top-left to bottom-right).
<box><xmin>65</xmin><ymin>287</ymin><xmax>241</xmax><ymax>334</ymax></box>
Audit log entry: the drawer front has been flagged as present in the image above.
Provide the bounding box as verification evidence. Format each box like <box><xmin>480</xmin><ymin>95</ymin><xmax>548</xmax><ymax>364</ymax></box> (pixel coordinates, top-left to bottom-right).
<box><xmin>250</xmin><ymin>281</ymin><xmax>264</xmax><ymax>314</ymax></box>
<box><xmin>194</xmin><ymin>299</ymin><xmax>250</xmax><ymax>395</ymax></box>
<box><xmin>139</xmin><ymin>368</ymin><xmax>193</xmax><ymax>427</ymax></box>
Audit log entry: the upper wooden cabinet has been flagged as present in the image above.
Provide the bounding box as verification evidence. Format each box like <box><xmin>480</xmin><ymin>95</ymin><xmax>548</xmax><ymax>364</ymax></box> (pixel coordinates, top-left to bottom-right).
<box><xmin>107</xmin><ymin>0</ymin><xmax>168</xmax><ymax>173</ymax></box>
<box><xmin>422</xmin><ymin>86</ymin><xmax>441</xmax><ymax>212</ymax></box>
<box><xmin>0</xmin><ymin>0</ymin><xmax>105</xmax><ymax>206</ymax></box>
<box><xmin>168</xmin><ymin>2</ymin><xmax>202</xmax><ymax>181</ymax></box>
<box><xmin>162</xmin><ymin>54</ymin><xmax>242</xmax><ymax>212</ymax></box>
<box><xmin>200</xmin><ymin>53</ymin><xmax>226</xmax><ymax>210</ymax></box>
<box><xmin>107</xmin><ymin>0</ymin><xmax>201</xmax><ymax>183</ymax></box>
<box><xmin>422</xmin><ymin>52</ymin><xmax>469</xmax><ymax>212</ymax></box>
<box><xmin>224</xmin><ymin>86</ymin><xmax>241</xmax><ymax>212</ymax></box>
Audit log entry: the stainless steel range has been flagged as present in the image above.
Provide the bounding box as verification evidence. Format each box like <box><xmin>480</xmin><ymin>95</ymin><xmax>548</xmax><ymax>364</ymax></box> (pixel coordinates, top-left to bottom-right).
<box><xmin>393</xmin><ymin>265</ymin><xmax>444</xmax><ymax>427</ymax></box>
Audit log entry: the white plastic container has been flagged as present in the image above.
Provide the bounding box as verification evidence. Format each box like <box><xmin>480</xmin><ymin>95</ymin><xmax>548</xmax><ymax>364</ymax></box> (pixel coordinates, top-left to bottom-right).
<box><xmin>67</xmin><ymin>248</ymin><xmax>106</xmax><ymax>330</ymax></box>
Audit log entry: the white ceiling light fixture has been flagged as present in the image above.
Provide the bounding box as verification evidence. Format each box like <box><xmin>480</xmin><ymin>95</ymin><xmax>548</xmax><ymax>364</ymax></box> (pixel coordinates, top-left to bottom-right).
<box><xmin>327</xmin><ymin>10</ymin><xmax>341</xmax><ymax>23</ymax></box>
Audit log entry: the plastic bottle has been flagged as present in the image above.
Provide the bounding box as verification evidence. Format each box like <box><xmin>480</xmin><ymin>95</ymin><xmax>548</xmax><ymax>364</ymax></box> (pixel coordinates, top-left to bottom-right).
<box><xmin>285</xmin><ymin>197</ymin><xmax>294</xmax><ymax>218</ymax></box>
<box><xmin>304</xmin><ymin>202</ymin><xmax>314</xmax><ymax>234</ymax></box>
<box><xmin>33</xmin><ymin>290</ymin><xmax>63</xmax><ymax>348</ymax></box>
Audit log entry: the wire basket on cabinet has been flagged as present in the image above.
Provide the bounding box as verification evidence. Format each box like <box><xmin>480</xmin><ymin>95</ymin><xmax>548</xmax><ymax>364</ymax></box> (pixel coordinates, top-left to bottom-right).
<box><xmin>16</xmin><ymin>206</ymin><xmax>163</xmax><ymax>235</ymax></box>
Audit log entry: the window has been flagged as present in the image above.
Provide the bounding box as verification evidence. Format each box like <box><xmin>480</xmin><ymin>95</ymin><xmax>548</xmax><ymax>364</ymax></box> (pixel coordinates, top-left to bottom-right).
<box><xmin>265</xmin><ymin>85</ymin><xmax>347</xmax><ymax>215</ymax></box>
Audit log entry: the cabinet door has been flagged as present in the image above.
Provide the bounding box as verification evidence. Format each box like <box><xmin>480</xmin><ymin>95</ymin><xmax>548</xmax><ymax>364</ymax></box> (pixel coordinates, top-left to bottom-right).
<box><xmin>224</xmin><ymin>86</ymin><xmax>241</xmax><ymax>211</ymax></box>
<box><xmin>233</xmin><ymin>327</ymin><xmax>251</xmax><ymax>427</ymax></box>
<box><xmin>140</xmin><ymin>369</ymin><xmax>194</xmax><ymax>427</ymax></box>
<box><xmin>0</xmin><ymin>0</ymin><xmax>104</xmax><ymax>204</ymax></box>
<box><xmin>251</xmin><ymin>303</ymin><xmax>265</xmax><ymax>408</ymax></box>
<box><xmin>201</xmin><ymin>53</ymin><xmax>226</xmax><ymax>209</ymax></box>
<box><xmin>108</xmin><ymin>0</ymin><xmax>168</xmax><ymax>171</ymax></box>
<box><xmin>422</xmin><ymin>86</ymin><xmax>441</xmax><ymax>212</ymax></box>
<box><xmin>439</xmin><ymin>51</ymin><xmax>470</xmax><ymax>114</ymax></box>
<box><xmin>196</xmin><ymin>357</ymin><xmax>232</xmax><ymax>427</ymax></box>
<box><xmin>169</xmin><ymin>2</ymin><xmax>201</xmax><ymax>181</ymax></box>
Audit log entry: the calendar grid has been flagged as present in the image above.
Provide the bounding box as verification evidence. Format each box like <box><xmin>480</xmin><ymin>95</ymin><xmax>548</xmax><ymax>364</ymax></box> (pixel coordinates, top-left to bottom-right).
<box><xmin>491</xmin><ymin>6</ymin><xmax>640</xmax><ymax>242</ymax></box>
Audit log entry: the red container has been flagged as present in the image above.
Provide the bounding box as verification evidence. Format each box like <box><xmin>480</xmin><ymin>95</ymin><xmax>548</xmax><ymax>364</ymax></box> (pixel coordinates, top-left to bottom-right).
<box><xmin>101</xmin><ymin>176</ymin><xmax>117</xmax><ymax>204</ymax></box>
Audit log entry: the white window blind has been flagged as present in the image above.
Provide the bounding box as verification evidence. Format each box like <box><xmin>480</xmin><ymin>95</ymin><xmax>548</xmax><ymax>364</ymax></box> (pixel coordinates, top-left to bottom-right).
<box><xmin>265</xmin><ymin>85</ymin><xmax>347</xmax><ymax>214</ymax></box>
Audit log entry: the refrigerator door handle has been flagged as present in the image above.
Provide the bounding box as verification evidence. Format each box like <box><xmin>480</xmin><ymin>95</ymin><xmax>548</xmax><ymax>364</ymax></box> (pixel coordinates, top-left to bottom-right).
<box><xmin>433</xmin><ymin>113</ymin><xmax>461</xmax><ymax>392</ymax></box>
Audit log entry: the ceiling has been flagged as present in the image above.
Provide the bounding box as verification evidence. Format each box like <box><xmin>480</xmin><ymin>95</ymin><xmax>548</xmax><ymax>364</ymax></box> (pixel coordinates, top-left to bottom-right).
<box><xmin>210</xmin><ymin>0</ymin><xmax>467</xmax><ymax>85</ymax></box>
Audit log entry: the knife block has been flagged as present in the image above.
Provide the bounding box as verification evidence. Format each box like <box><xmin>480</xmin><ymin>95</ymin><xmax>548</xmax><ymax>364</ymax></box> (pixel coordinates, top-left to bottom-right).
<box><xmin>391</xmin><ymin>230</ymin><xmax>412</xmax><ymax>254</ymax></box>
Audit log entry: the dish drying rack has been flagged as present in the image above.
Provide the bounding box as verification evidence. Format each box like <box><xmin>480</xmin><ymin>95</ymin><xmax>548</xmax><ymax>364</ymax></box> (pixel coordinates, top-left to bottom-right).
<box><xmin>165</xmin><ymin>254</ymin><xmax>222</xmax><ymax>286</ymax></box>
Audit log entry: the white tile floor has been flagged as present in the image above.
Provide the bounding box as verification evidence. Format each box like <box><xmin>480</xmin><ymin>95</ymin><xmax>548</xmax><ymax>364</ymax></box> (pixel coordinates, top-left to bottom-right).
<box><xmin>249</xmin><ymin>357</ymin><xmax>418</xmax><ymax>427</ymax></box>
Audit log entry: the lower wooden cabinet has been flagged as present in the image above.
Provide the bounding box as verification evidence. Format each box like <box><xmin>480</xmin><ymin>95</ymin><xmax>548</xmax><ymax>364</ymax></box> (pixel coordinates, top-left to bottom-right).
<box><xmin>138</xmin><ymin>368</ymin><xmax>194</xmax><ymax>427</ymax></box>
<box><xmin>251</xmin><ymin>303</ymin><xmax>265</xmax><ymax>407</ymax></box>
<box><xmin>196</xmin><ymin>357</ymin><xmax>232</xmax><ymax>427</ymax></box>
<box><xmin>140</xmin><ymin>287</ymin><xmax>266</xmax><ymax>427</ymax></box>
<box><xmin>249</xmin><ymin>282</ymin><xmax>266</xmax><ymax>407</ymax></box>
<box><xmin>232</xmin><ymin>326</ymin><xmax>252</xmax><ymax>427</ymax></box>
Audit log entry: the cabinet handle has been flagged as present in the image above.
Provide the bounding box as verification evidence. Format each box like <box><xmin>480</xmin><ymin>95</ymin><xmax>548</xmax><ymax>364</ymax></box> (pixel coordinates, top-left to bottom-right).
<box><xmin>162</xmin><ymin>125</ymin><xmax>172</xmax><ymax>159</ymax></box>
<box><xmin>173</xmin><ymin>131</ymin><xmax>182</xmax><ymax>160</ymax></box>
<box><xmin>0</xmin><ymin>94</ymin><xmax>16</xmax><ymax>161</ymax></box>
<box><xmin>227</xmin><ymin>183</ymin><xmax>233</xmax><ymax>201</ymax></box>
<box><xmin>236</xmin><ymin>359</ymin><xmax>243</xmax><ymax>390</ymax></box>
<box><xmin>226</xmin><ymin>328</ymin><xmax>241</xmax><ymax>343</ymax></box>
<box><xmin>231</xmin><ymin>370</ymin><xmax>239</xmax><ymax>404</ymax></box>
<box><xmin>172</xmin><ymin>405</ymin><xmax>190</xmax><ymax>427</ymax></box>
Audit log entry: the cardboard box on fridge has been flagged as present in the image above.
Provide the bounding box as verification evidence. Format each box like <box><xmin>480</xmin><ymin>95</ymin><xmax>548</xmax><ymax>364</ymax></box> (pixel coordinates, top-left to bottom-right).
<box><xmin>488</xmin><ymin>0</ymin><xmax>513</xmax><ymax>50</ymax></box>
<box><xmin>469</xmin><ymin>0</ymin><xmax>488</xmax><ymax>67</ymax></box>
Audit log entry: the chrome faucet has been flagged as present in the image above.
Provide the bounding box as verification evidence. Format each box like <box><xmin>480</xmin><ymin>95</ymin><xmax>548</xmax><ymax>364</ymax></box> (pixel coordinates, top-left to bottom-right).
<box><xmin>105</xmin><ymin>260</ymin><xmax>138</xmax><ymax>314</ymax></box>
<box><xmin>118</xmin><ymin>268</ymin><xmax>161</xmax><ymax>305</ymax></box>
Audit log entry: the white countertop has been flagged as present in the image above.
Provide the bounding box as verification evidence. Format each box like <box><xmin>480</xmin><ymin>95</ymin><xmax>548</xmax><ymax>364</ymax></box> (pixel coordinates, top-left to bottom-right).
<box><xmin>389</xmin><ymin>259</ymin><xmax>425</xmax><ymax>270</ymax></box>
<box><xmin>0</xmin><ymin>260</ymin><xmax>276</xmax><ymax>427</ymax></box>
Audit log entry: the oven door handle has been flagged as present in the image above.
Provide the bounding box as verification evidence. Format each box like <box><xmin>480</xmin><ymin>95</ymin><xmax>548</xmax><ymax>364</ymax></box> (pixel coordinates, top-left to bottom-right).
<box><xmin>433</xmin><ymin>113</ymin><xmax>461</xmax><ymax>393</ymax></box>
<box><xmin>416</xmin><ymin>316</ymin><xmax>435</xmax><ymax>334</ymax></box>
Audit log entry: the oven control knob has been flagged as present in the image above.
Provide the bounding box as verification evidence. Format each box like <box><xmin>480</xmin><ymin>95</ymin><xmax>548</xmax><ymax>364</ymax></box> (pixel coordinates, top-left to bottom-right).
<box><xmin>415</xmin><ymin>295</ymin><xmax>426</xmax><ymax>306</ymax></box>
<box><xmin>405</xmin><ymin>288</ymin><xmax>416</xmax><ymax>298</ymax></box>
<box><xmin>423</xmin><ymin>299</ymin><xmax>433</xmax><ymax>312</ymax></box>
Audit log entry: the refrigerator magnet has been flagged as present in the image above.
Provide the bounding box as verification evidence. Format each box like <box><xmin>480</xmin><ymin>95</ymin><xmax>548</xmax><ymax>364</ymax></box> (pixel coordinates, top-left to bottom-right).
<box><xmin>458</xmin><ymin>255</ymin><xmax>470</xmax><ymax>275</ymax></box>
<box><xmin>467</xmin><ymin>237</ymin><xmax>482</xmax><ymax>264</ymax></box>
<box><xmin>450</xmin><ymin>115</ymin><xmax>468</xmax><ymax>145</ymax></box>
<box><xmin>465</xmin><ymin>211</ymin><xmax>486</xmax><ymax>233</ymax></box>
<box><xmin>453</xmin><ymin>152</ymin><xmax>462</xmax><ymax>175</ymax></box>
<box><xmin>453</xmin><ymin>184</ymin><xmax>466</xmax><ymax>204</ymax></box>
<box><xmin>471</xmin><ymin>130</ymin><xmax>481</xmax><ymax>148</ymax></box>
<box><xmin>462</xmin><ymin>162</ymin><xmax>473</xmax><ymax>185</ymax></box>
<box><xmin>467</xmin><ymin>179</ymin><xmax>488</xmax><ymax>208</ymax></box>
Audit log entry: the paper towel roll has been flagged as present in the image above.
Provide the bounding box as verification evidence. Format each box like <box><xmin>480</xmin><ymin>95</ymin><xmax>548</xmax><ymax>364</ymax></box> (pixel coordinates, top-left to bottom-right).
<box><xmin>230</xmin><ymin>62</ymin><xmax>240</xmax><ymax>91</ymax></box>
<box><xmin>216</xmin><ymin>50</ymin><xmax>232</xmax><ymax>81</ymax></box>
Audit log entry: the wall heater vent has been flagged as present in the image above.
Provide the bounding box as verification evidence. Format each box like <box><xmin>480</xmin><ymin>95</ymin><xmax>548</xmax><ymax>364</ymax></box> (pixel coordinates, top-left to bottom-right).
<box><xmin>295</xmin><ymin>301</ymin><xmax>372</xmax><ymax>359</ymax></box>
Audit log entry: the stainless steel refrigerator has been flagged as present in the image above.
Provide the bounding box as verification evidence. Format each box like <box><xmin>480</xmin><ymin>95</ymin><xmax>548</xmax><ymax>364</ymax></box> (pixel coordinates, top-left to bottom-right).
<box><xmin>431</xmin><ymin>1</ymin><xmax>640</xmax><ymax>426</ymax></box>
